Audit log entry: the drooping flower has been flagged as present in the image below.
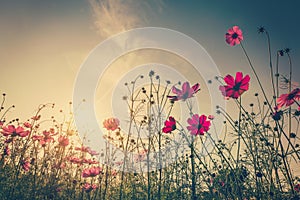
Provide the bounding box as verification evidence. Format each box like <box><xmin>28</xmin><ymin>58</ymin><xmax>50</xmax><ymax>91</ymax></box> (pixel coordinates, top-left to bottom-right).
<box><xmin>162</xmin><ymin>116</ymin><xmax>176</xmax><ymax>133</ymax></box>
<box><xmin>225</xmin><ymin>26</ymin><xmax>243</xmax><ymax>46</ymax></box>
<box><xmin>187</xmin><ymin>114</ymin><xmax>211</xmax><ymax>136</ymax></box>
<box><xmin>103</xmin><ymin>118</ymin><xmax>120</xmax><ymax>131</ymax></box>
<box><xmin>82</xmin><ymin>166</ymin><xmax>102</xmax><ymax>178</ymax></box>
<box><xmin>58</xmin><ymin>135</ymin><xmax>69</xmax><ymax>147</ymax></box>
<box><xmin>219</xmin><ymin>72</ymin><xmax>250</xmax><ymax>99</ymax></box>
<box><xmin>167</xmin><ymin>82</ymin><xmax>200</xmax><ymax>101</ymax></box>
<box><xmin>1</xmin><ymin>125</ymin><xmax>29</xmax><ymax>137</ymax></box>
<box><xmin>276</xmin><ymin>88</ymin><xmax>300</xmax><ymax>109</ymax></box>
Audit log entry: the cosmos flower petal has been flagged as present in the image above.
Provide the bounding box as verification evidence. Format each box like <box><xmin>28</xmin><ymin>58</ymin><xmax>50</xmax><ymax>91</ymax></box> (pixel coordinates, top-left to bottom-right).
<box><xmin>224</xmin><ymin>75</ymin><xmax>235</xmax><ymax>86</ymax></box>
<box><xmin>182</xmin><ymin>82</ymin><xmax>190</xmax><ymax>92</ymax></box>
<box><xmin>235</xmin><ymin>72</ymin><xmax>243</xmax><ymax>83</ymax></box>
<box><xmin>172</xmin><ymin>86</ymin><xmax>181</xmax><ymax>95</ymax></box>
<box><xmin>241</xmin><ymin>75</ymin><xmax>250</xmax><ymax>85</ymax></box>
<box><xmin>192</xmin><ymin>83</ymin><xmax>200</xmax><ymax>93</ymax></box>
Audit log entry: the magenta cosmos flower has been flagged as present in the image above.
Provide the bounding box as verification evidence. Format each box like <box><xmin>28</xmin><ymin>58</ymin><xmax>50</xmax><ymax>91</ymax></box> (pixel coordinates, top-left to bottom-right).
<box><xmin>103</xmin><ymin>118</ymin><xmax>120</xmax><ymax>131</ymax></box>
<box><xmin>1</xmin><ymin>125</ymin><xmax>29</xmax><ymax>137</ymax></box>
<box><xmin>219</xmin><ymin>72</ymin><xmax>250</xmax><ymax>99</ymax></box>
<box><xmin>162</xmin><ymin>116</ymin><xmax>176</xmax><ymax>133</ymax></box>
<box><xmin>167</xmin><ymin>82</ymin><xmax>200</xmax><ymax>101</ymax></box>
<box><xmin>225</xmin><ymin>26</ymin><xmax>243</xmax><ymax>46</ymax></box>
<box><xmin>187</xmin><ymin>114</ymin><xmax>211</xmax><ymax>136</ymax></box>
<box><xmin>276</xmin><ymin>88</ymin><xmax>300</xmax><ymax>109</ymax></box>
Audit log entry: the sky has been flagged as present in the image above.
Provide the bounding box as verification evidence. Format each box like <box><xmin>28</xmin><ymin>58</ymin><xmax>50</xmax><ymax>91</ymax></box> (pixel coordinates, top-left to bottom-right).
<box><xmin>0</xmin><ymin>0</ymin><xmax>300</xmax><ymax>143</ymax></box>
<box><xmin>0</xmin><ymin>0</ymin><xmax>300</xmax><ymax>174</ymax></box>
<box><xmin>1</xmin><ymin>0</ymin><xmax>299</xmax><ymax>118</ymax></box>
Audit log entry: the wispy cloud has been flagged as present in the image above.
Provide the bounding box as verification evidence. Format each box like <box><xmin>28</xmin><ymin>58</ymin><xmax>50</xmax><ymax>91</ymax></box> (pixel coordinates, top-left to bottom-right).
<box><xmin>88</xmin><ymin>0</ymin><xmax>164</xmax><ymax>39</ymax></box>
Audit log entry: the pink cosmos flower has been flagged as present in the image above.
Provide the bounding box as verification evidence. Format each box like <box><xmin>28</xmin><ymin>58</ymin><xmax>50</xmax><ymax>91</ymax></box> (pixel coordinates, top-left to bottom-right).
<box><xmin>68</xmin><ymin>157</ymin><xmax>82</xmax><ymax>165</ymax></box>
<box><xmin>21</xmin><ymin>159</ymin><xmax>31</xmax><ymax>171</ymax></box>
<box><xmin>276</xmin><ymin>88</ymin><xmax>300</xmax><ymax>109</ymax></box>
<box><xmin>58</xmin><ymin>135</ymin><xmax>69</xmax><ymax>147</ymax></box>
<box><xmin>225</xmin><ymin>26</ymin><xmax>243</xmax><ymax>46</ymax></box>
<box><xmin>82</xmin><ymin>158</ymin><xmax>99</xmax><ymax>165</ymax></box>
<box><xmin>167</xmin><ymin>82</ymin><xmax>200</xmax><ymax>101</ymax></box>
<box><xmin>187</xmin><ymin>114</ymin><xmax>211</xmax><ymax>136</ymax></box>
<box><xmin>23</xmin><ymin>122</ymin><xmax>32</xmax><ymax>128</ymax></box>
<box><xmin>103</xmin><ymin>118</ymin><xmax>120</xmax><ymax>131</ymax></box>
<box><xmin>219</xmin><ymin>72</ymin><xmax>250</xmax><ymax>99</ymax></box>
<box><xmin>75</xmin><ymin>146</ymin><xmax>90</xmax><ymax>152</ymax></box>
<box><xmin>87</xmin><ymin>149</ymin><xmax>99</xmax><ymax>156</ymax></box>
<box><xmin>82</xmin><ymin>183</ymin><xmax>98</xmax><ymax>192</ymax></box>
<box><xmin>1</xmin><ymin>125</ymin><xmax>29</xmax><ymax>137</ymax></box>
<box><xmin>208</xmin><ymin>115</ymin><xmax>215</xmax><ymax>120</ymax></box>
<box><xmin>162</xmin><ymin>116</ymin><xmax>176</xmax><ymax>133</ymax></box>
<box><xmin>111</xmin><ymin>170</ymin><xmax>117</xmax><ymax>177</ymax></box>
<box><xmin>82</xmin><ymin>166</ymin><xmax>102</xmax><ymax>178</ymax></box>
<box><xmin>75</xmin><ymin>146</ymin><xmax>99</xmax><ymax>156</ymax></box>
<box><xmin>68</xmin><ymin>156</ymin><xmax>99</xmax><ymax>165</ymax></box>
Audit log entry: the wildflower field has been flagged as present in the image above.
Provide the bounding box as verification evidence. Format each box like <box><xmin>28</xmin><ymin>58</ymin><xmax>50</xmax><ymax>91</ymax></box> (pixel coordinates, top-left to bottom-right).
<box><xmin>1</xmin><ymin>26</ymin><xmax>299</xmax><ymax>200</ymax></box>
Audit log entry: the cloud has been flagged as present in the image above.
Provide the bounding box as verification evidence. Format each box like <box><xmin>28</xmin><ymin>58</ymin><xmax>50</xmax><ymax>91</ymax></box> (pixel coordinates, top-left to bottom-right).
<box><xmin>88</xmin><ymin>0</ymin><xmax>164</xmax><ymax>39</ymax></box>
